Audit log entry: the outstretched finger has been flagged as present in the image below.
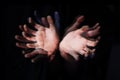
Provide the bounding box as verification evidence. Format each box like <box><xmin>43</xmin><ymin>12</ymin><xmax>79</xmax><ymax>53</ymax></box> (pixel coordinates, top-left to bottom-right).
<box><xmin>75</xmin><ymin>25</ymin><xmax>89</xmax><ymax>34</ymax></box>
<box><xmin>28</xmin><ymin>17</ymin><xmax>37</xmax><ymax>26</ymax></box>
<box><xmin>41</xmin><ymin>17</ymin><xmax>49</xmax><ymax>27</ymax></box>
<box><xmin>47</xmin><ymin>16</ymin><xmax>55</xmax><ymax>30</ymax></box>
<box><xmin>65</xmin><ymin>16</ymin><xmax>85</xmax><ymax>35</ymax></box>
<box><xmin>87</xmin><ymin>26</ymin><xmax>100</xmax><ymax>38</ymax></box>
<box><xmin>19</xmin><ymin>25</ymin><xmax>24</xmax><ymax>31</ymax></box>
<box><xmin>87</xmin><ymin>36</ymin><xmax>101</xmax><ymax>47</ymax></box>
<box><xmin>26</xmin><ymin>43</ymin><xmax>37</xmax><ymax>48</ymax></box>
<box><xmin>31</xmin><ymin>54</ymin><xmax>48</xmax><ymax>63</ymax></box>
<box><xmin>47</xmin><ymin>16</ymin><xmax>54</xmax><ymax>25</ymax></box>
<box><xmin>15</xmin><ymin>35</ymin><xmax>36</xmax><ymax>43</ymax></box>
<box><xmin>16</xmin><ymin>42</ymin><xmax>29</xmax><ymax>49</ymax></box>
<box><xmin>22</xmin><ymin>49</ymin><xmax>34</xmax><ymax>54</ymax></box>
<box><xmin>92</xmin><ymin>23</ymin><xmax>99</xmax><ymax>29</ymax></box>
<box><xmin>23</xmin><ymin>24</ymin><xmax>36</xmax><ymax>35</ymax></box>
<box><xmin>72</xmin><ymin>16</ymin><xmax>84</xmax><ymax>28</ymax></box>
<box><xmin>28</xmin><ymin>17</ymin><xmax>42</xmax><ymax>30</ymax></box>
<box><xmin>24</xmin><ymin>48</ymin><xmax>47</xmax><ymax>58</ymax></box>
<box><xmin>22</xmin><ymin>32</ymin><xmax>36</xmax><ymax>41</ymax></box>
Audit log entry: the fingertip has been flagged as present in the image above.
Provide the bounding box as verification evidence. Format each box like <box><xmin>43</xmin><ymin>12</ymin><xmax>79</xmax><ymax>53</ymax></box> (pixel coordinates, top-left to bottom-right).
<box><xmin>31</xmin><ymin>59</ymin><xmax>35</xmax><ymax>63</ymax></box>
<box><xmin>24</xmin><ymin>54</ymin><xmax>28</xmax><ymax>58</ymax></box>
<box><xmin>81</xmin><ymin>25</ymin><xmax>89</xmax><ymax>31</ymax></box>
<box><xmin>79</xmin><ymin>15</ymin><xmax>84</xmax><ymax>18</ymax></box>
<box><xmin>41</xmin><ymin>17</ymin><xmax>45</xmax><ymax>20</ymax></box>
<box><xmin>22</xmin><ymin>32</ymin><xmax>25</xmax><ymax>36</ymax></box>
<box><xmin>26</xmin><ymin>44</ymin><xmax>30</xmax><ymax>47</ymax></box>
<box><xmin>19</xmin><ymin>25</ymin><xmax>22</xmax><ymax>29</ymax></box>
<box><xmin>23</xmin><ymin>24</ymin><xmax>27</xmax><ymax>31</ymax></box>
<box><xmin>96</xmin><ymin>22</ymin><xmax>99</xmax><ymax>26</ymax></box>
<box><xmin>97</xmin><ymin>26</ymin><xmax>101</xmax><ymax>29</ymax></box>
<box><xmin>47</xmin><ymin>15</ymin><xmax>51</xmax><ymax>18</ymax></box>
<box><xmin>28</xmin><ymin>17</ymin><xmax>32</xmax><ymax>23</ymax></box>
<box><xmin>93</xmin><ymin>23</ymin><xmax>100</xmax><ymax>28</ymax></box>
<box><xmin>77</xmin><ymin>15</ymin><xmax>84</xmax><ymax>21</ymax></box>
<box><xmin>16</xmin><ymin>42</ymin><xmax>19</xmax><ymax>46</ymax></box>
<box><xmin>77</xmin><ymin>16</ymin><xmax>84</xmax><ymax>22</ymax></box>
<box><xmin>47</xmin><ymin>15</ymin><xmax>53</xmax><ymax>21</ymax></box>
<box><xmin>22</xmin><ymin>50</ymin><xmax>25</xmax><ymax>54</ymax></box>
<box><xmin>15</xmin><ymin>35</ymin><xmax>18</xmax><ymax>39</ymax></box>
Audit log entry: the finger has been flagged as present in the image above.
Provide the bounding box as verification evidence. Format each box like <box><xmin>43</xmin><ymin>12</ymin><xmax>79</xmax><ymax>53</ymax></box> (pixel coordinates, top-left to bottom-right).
<box><xmin>82</xmin><ymin>47</ymin><xmax>91</xmax><ymax>57</ymax></box>
<box><xmin>24</xmin><ymin>48</ymin><xmax>47</xmax><ymax>58</ymax></box>
<box><xmin>87</xmin><ymin>26</ymin><xmax>100</xmax><ymax>37</ymax></box>
<box><xmin>84</xmin><ymin>50</ymin><xmax>95</xmax><ymax>58</ymax></box>
<box><xmin>26</xmin><ymin>43</ymin><xmax>36</xmax><ymax>48</ymax></box>
<box><xmin>47</xmin><ymin>15</ymin><xmax>54</xmax><ymax>25</ymax></box>
<box><xmin>90</xmin><ymin>49</ymin><xmax>96</xmax><ymax>54</ymax></box>
<box><xmin>89</xmin><ymin>49</ymin><xmax>96</xmax><ymax>58</ymax></box>
<box><xmin>22</xmin><ymin>49</ymin><xmax>34</xmax><ymax>54</ymax></box>
<box><xmin>16</xmin><ymin>42</ymin><xmax>28</xmax><ymax>49</ymax></box>
<box><xmin>19</xmin><ymin>24</ymin><xmax>37</xmax><ymax>35</ymax></box>
<box><xmin>23</xmin><ymin>24</ymin><xmax>36</xmax><ymax>35</ymax></box>
<box><xmin>68</xmin><ymin>52</ymin><xmax>79</xmax><ymax>61</ymax></box>
<box><xmin>80</xmin><ymin>25</ymin><xmax>89</xmax><ymax>31</ymax></box>
<box><xmin>19</xmin><ymin>25</ymin><xmax>24</xmax><ymax>31</ymax></box>
<box><xmin>28</xmin><ymin>17</ymin><xmax>36</xmax><ymax>26</ymax></box>
<box><xmin>31</xmin><ymin>54</ymin><xmax>48</xmax><ymax>63</ymax></box>
<box><xmin>84</xmin><ymin>48</ymin><xmax>96</xmax><ymax>58</ymax></box>
<box><xmin>75</xmin><ymin>25</ymin><xmax>89</xmax><ymax>34</ymax></box>
<box><xmin>47</xmin><ymin>15</ymin><xmax>55</xmax><ymax>29</ymax></box>
<box><xmin>41</xmin><ymin>17</ymin><xmax>49</xmax><ymax>27</ymax></box>
<box><xmin>87</xmin><ymin>37</ymin><xmax>100</xmax><ymax>47</ymax></box>
<box><xmin>87</xmin><ymin>41</ymin><xmax>97</xmax><ymax>47</ymax></box>
<box><xmin>92</xmin><ymin>23</ymin><xmax>99</xmax><ymax>29</ymax></box>
<box><xmin>34</xmin><ymin>23</ymin><xmax>45</xmax><ymax>31</ymax></box>
<box><xmin>84</xmin><ymin>53</ymin><xmax>89</xmax><ymax>57</ymax></box>
<box><xmin>54</xmin><ymin>11</ymin><xmax>60</xmax><ymax>30</ymax></box>
<box><xmin>15</xmin><ymin>35</ymin><xmax>36</xmax><ymax>43</ymax></box>
<box><xmin>86</xmin><ymin>23</ymin><xmax>100</xmax><ymax>37</ymax></box>
<box><xmin>24</xmin><ymin>49</ymin><xmax>39</xmax><ymax>58</ymax></box>
<box><xmin>72</xmin><ymin>16</ymin><xmax>84</xmax><ymax>28</ymax></box>
<box><xmin>26</xmin><ymin>42</ymin><xmax>44</xmax><ymax>49</ymax></box>
<box><xmin>81</xmin><ymin>24</ymin><xmax>100</xmax><ymax>38</ymax></box>
<box><xmin>22</xmin><ymin>32</ymin><xmax>36</xmax><ymax>41</ymax></box>
<box><xmin>65</xmin><ymin>16</ymin><xmax>84</xmax><ymax>34</ymax></box>
<box><xmin>28</xmin><ymin>17</ymin><xmax>42</xmax><ymax>30</ymax></box>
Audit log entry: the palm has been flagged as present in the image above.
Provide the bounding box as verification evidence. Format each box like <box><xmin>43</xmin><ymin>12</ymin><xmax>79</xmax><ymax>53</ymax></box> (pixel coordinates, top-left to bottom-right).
<box><xmin>37</xmin><ymin>24</ymin><xmax>59</xmax><ymax>55</ymax></box>
<box><xmin>59</xmin><ymin>16</ymin><xmax>100</xmax><ymax>61</ymax></box>
<box><xmin>15</xmin><ymin>16</ymin><xmax>59</xmax><ymax>62</ymax></box>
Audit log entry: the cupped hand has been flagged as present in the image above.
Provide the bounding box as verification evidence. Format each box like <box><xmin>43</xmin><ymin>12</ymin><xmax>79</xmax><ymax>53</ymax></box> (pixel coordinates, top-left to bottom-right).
<box><xmin>59</xmin><ymin>16</ymin><xmax>100</xmax><ymax>61</ymax></box>
<box><xmin>15</xmin><ymin>16</ymin><xmax>59</xmax><ymax>62</ymax></box>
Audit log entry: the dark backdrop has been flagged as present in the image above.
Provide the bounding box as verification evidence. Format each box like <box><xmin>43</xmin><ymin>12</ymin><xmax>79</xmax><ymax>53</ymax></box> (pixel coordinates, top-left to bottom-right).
<box><xmin>3</xmin><ymin>3</ymin><xmax>120</xmax><ymax>80</ymax></box>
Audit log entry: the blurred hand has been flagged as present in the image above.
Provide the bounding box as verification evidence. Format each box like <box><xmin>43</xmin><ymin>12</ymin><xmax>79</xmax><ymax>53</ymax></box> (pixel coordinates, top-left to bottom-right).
<box><xmin>15</xmin><ymin>15</ymin><xmax>59</xmax><ymax>62</ymax></box>
<box><xmin>59</xmin><ymin>16</ymin><xmax>100</xmax><ymax>61</ymax></box>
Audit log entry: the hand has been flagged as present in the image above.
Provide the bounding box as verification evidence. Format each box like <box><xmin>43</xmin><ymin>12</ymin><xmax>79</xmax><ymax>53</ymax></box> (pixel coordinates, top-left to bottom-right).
<box><xmin>59</xmin><ymin>16</ymin><xmax>100</xmax><ymax>61</ymax></box>
<box><xmin>15</xmin><ymin>15</ymin><xmax>59</xmax><ymax>62</ymax></box>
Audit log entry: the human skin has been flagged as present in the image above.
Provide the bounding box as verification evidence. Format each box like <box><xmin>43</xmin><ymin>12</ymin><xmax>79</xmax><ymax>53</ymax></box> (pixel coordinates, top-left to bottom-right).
<box><xmin>15</xmin><ymin>15</ymin><xmax>100</xmax><ymax>63</ymax></box>
<box><xmin>15</xmin><ymin>16</ymin><xmax>59</xmax><ymax>62</ymax></box>
<box><xmin>59</xmin><ymin>16</ymin><xmax>100</xmax><ymax>61</ymax></box>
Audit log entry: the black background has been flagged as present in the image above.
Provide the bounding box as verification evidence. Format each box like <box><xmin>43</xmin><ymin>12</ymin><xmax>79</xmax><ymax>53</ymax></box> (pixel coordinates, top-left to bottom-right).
<box><xmin>3</xmin><ymin>2</ymin><xmax>120</xmax><ymax>80</ymax></box>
